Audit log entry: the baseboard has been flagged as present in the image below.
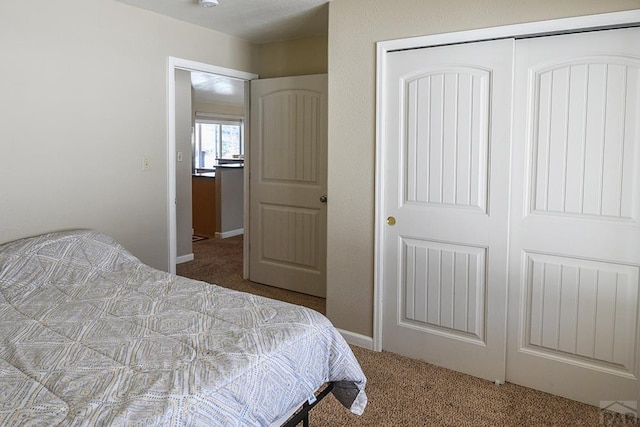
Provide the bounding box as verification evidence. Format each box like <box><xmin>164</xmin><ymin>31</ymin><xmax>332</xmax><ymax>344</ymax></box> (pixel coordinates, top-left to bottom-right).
<box><xmin>336</xmin><ymin>329</ymin><xmax>374</xmax><ymax>350</ymax></box>
<box><xmin>215</xmin><ymin>228</ymin><xmax>244</xmax><ymax>239</ymax></box>
<box><xmin>176</xmin><ymin>253</ymin><xmax>194</xmax><ymax>264</ymax></box>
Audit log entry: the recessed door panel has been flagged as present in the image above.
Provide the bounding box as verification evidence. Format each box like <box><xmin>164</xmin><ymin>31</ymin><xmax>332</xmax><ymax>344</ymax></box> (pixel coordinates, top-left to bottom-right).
<box><xmin>400</xmin><ymin>238</ymin><xmax>486</xmax><ymax>342</ymax></box>
<box><xmin>261</xmin><ymin>91</ymin><xmax>320</xmax><ymax>184</ymax></box>
<box><xmin>529</xmin><ymin>59</ymin><xmax>640</xmax><ymax>221</ymax></box>
<box><xmin>404</xmin><ymin>68</ymin><xmax>490</xmax><ymax>211</ymax></box>
<box><xmin>523</xmin><ymin>252</ymin><xmax>638</xmax><ymax>375</ymax></box>
<box><xmin>260</xmin><ymin>204</ymin><xmax>319</xmax><ymax>270</ymax></box>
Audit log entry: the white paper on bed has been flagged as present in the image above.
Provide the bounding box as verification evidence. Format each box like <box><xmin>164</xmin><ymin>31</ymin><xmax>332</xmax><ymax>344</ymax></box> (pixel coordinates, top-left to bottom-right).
<box><xmin>0</xmin><ymin>230</ymin><xmax>367</xmax><ymax>426</ymax></box>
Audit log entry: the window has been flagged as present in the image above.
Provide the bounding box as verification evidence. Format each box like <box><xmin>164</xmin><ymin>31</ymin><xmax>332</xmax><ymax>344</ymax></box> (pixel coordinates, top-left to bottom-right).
<box><xmin>193</xmin><ymin>119</ymin><xmax>243</xmax><ymax>170</ymax></box>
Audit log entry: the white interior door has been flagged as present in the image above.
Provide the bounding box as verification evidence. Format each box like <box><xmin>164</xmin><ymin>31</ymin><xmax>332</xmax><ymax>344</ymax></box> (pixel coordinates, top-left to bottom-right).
<box><xmin>249</xmin><ymin>74</ymin><xmax>327</xmax><ymax>297</ymax></box>
<box><xmin>507</xmin><ymin>27</ymin><xmax>640</xmax><ymax>408</ymax></box>
<box><xmin>381</xmin><ymin>39</ymin><xmax>514</xmax><ymax>382</ymax></box>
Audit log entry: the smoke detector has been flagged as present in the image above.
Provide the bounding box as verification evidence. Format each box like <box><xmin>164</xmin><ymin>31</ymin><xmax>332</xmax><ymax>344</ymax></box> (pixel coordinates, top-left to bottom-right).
<box><xmin>199</xmin><ymin>0</ymin><xmax>219</xmax><ymax>7</ymax></box>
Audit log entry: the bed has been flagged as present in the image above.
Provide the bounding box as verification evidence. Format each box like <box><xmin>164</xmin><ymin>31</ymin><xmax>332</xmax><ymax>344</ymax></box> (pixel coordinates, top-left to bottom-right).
<box><xmin>0</xmin><ymin>230</ymin><xmax>367</xmax><ymax>426</ymax></box>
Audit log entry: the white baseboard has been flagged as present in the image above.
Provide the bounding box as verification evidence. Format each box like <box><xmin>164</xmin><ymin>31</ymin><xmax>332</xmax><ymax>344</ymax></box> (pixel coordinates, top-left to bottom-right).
<box><xmin>176</xmin><ymin>253</ymin><xmax>194</xmax><ymax>264</ymax></box>
<box><xmin>336</xmin><ymin>329</ymin><xmax>374</xmax><ymax>350</ymax></box>
<box><xmin>215</xmin><ymin>228</ymin><xmax>244</xmax><ymax>239</ymax></box>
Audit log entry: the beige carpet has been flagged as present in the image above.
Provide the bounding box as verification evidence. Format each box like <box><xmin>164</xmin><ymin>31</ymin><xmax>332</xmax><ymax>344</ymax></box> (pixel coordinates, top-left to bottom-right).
<box><xmin>177</xmin><ymin>236</ymin><xmax>638</xmax><ymax>427</ymax></box>
<box><xmin>177</xmin><ymin>235</ymin><xmax>324</xmax><ymax>314</ymax></box>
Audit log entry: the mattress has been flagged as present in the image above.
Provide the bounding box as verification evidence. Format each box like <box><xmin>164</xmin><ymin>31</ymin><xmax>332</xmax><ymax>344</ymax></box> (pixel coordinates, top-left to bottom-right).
<box><xmin>0</xmin><ymin>230</ymin><xmax>367</xmax><ymax>426</ymax></box>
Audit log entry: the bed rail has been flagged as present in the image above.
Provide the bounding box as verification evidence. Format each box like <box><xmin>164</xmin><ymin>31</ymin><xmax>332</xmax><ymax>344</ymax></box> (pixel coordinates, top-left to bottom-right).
<box><xmin>281</xmin><ymin>382</ymin><xmax>335</xmax><ymax>427</ymax></box>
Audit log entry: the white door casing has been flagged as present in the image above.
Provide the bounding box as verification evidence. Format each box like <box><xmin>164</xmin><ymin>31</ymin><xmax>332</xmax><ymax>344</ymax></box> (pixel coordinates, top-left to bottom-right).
<box><xmin>381</xmin><ymin>39</ymin><xmax>514</xmax><ymax>382</ymax></box>
<box><xmin>507</xmin><ymin>27</ymin><xmax>640</xmax><ymax>407</ymax></box>
<box><xmin>249</xmin><ymin>74</ymin><xmax>328</xmax><ymax>297</ymax></box>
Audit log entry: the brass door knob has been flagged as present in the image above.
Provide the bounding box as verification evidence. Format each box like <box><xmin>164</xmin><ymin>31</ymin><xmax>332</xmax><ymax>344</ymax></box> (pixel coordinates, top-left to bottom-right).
<box><xmin>386</xmin><ymin>216</ymin><xmax>396</xmax><ymax>226</ymax></box>
<box><xmin>320</xmin><ymin>195</ymin><xmax>328</xmax><ymax>203</ymax></box>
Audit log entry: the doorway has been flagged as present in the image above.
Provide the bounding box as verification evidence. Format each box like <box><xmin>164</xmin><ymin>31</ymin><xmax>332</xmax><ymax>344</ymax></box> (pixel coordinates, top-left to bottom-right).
<box><xmin>190</xmin><ymin>72</ymin><xmax>246</xmax><ymax>241</ymax></box>
<box><xmin>168</xmin><ymin>59</ymin><xmax>330</xmax><ymax>299</ymax></box>
<box><xmin>167</xmin><ymin>57</ymin><xmax>257</xmax><ymax>276</ymax></box>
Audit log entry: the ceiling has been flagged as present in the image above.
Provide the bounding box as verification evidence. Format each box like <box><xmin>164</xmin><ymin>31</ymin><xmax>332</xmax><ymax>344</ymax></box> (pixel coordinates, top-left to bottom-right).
<box><xmin>113</xmin><ymin>0</ymin><xmax>330</xmax><ymax>44</ymax></box>
<box><xmin>190</xmin><ymin>71</ymin><xmax>245</xmax><ymax>106</ymax></box>
<box><xmin>115</xmin><ymin>0</ymin><xmax>330</xmax><ymax>108</ymax></box>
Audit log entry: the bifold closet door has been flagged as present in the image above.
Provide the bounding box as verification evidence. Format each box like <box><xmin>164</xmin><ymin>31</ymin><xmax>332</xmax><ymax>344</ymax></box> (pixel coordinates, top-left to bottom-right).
<box><xmin>381</xmin><ymin>39</ymin><xmax>513</xmax><ymax>382</ymax></box>
<box><xmin>507</xmin><ymin>27</ymin><xmax>640</xmax><ymax>408</ymax></box>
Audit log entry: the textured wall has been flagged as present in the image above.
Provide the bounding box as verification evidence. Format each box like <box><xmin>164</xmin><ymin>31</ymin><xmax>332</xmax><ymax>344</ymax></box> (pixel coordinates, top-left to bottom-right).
<box><xmin>253</xmin><ymin>35</ymin><xmax>328</xmax><ymax>79</ymax></box>
<box><xmin>326</xmin><ymin>0</ymin><xmax>640</xmax><ymax>337</ymax></box>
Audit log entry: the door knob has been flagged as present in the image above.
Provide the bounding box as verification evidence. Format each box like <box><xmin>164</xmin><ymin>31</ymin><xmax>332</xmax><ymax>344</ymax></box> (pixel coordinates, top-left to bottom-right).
<box><xmin>320</xmin><ymin>195</ymin><xmax>328</xmax><ymax>203</ymax></box>
<box><xmin>386</xmin><ymin>216</ymin><xmax>396</xmax><ymax>226</ymax></box>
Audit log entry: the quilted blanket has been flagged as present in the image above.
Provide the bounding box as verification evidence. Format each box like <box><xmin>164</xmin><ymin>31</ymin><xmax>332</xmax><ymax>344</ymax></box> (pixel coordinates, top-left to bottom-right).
<box><xmin>0</xmin><ymin>230</ymin><xmax>367</xmax><ymax>426</ymax></box>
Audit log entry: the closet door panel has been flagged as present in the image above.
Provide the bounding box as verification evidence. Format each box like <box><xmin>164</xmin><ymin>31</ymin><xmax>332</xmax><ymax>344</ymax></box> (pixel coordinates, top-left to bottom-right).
<box><xmin>508</xmin><ymin>27</ymin><xmax>640</xmax><ymax>409</ymax></box>
<box><xmin>382</xmin><ymin>39</ymin><xmax>513</xmax><ymax>382</ymax></box>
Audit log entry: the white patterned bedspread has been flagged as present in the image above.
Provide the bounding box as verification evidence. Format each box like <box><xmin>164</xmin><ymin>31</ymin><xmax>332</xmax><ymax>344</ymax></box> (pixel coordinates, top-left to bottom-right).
<box><xmin>0</xmin><ymin>230</ymin><xmax>367</xmax><ymax>426</ymax></box>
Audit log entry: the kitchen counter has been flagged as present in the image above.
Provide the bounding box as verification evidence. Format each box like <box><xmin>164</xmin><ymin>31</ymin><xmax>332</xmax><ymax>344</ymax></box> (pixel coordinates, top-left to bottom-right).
<box><xmin>193</xmin><ymin>171</ymin><xmax>216</xmax><ymax>178</ymax></box>
<box><xmin>216</xmin><ymin>163</ymin><xmax>244</xmax><ymax>169</ymax></box>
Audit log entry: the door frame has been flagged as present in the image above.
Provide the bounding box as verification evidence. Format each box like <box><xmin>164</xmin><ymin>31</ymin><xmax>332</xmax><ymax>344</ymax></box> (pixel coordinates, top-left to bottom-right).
<box><xmin>374</xmin><ymin>9</ymin><xmax>640</xmax><ymax>352</ymax></box>
<box><xmin>166</xmin><ymin>57</ymin><xmax>258</xmax><ymax>274</ymax></box>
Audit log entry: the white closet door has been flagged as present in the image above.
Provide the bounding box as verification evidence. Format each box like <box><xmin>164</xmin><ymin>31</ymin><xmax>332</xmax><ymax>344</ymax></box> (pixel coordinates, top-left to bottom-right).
<box><xmin>382</xmin><ymin>39</ymin><xmax>513</xmax><ymax>382</ymax></box>
<box><xmin>507</xmin><ymin>27</ymin><xmax>640</xmax><ymax>408</ymax></box>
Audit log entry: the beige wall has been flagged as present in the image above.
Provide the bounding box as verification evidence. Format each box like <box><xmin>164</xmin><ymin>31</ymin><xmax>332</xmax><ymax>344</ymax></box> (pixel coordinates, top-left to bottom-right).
<box><xmin>0</xmin><ymin>0</ymin><xmax>254</xmax><ymax>269</ymax></box>
<box><xmin>326</xmin><ymin>0</ymin><xmax>640</xmax><ymax>337</ymax></box>
<box><xmin>253</xmin><ymin>35</ymin><xmax>328</xmax><ymax>78</ymax></box>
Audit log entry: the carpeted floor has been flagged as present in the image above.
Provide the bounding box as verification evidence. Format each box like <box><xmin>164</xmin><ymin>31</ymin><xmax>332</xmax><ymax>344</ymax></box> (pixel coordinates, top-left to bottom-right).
<box><xmin>177</xmin><ymin>236</ymin><xmax>639</xmax><ymax>427</ymax></box>
<box><xmin>177</xmin><ymin>235</ymin><xmax>325</xmax><ymax>313</ymax></box>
